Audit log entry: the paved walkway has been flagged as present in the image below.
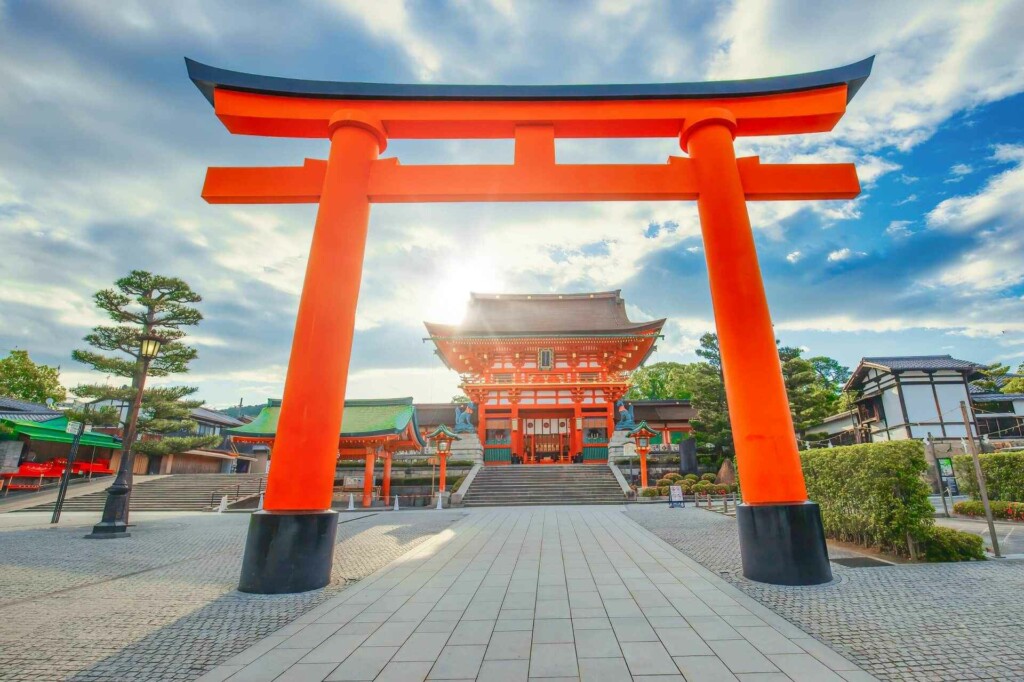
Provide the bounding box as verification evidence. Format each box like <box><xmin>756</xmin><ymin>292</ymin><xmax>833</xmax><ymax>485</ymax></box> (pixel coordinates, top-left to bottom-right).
<box><xmin>203</xmin><ymin>508</ymin><xmax>873</xmax><ymax>681</ymax></box>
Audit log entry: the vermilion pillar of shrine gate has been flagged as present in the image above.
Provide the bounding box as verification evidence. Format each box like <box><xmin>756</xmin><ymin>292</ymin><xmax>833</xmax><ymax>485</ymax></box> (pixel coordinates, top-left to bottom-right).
<box><xmin>188</xmin><ymin>56</ymin><xmax>873</xmax><ymax>592</ymax></box>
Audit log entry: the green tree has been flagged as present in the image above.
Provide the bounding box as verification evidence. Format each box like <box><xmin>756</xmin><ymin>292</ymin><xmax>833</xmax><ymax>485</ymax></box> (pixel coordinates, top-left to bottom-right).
<box><xmin>451</xmin><ymin>394</ymin><xmax>470</xmax><ymax>404</ymax></box>
<box><xmin>688</xmin><ymin>333</ymin><xmax>733</xmax><ymax>462</ymax></box>
<box><xmin>780</xmin><ymin>346</ymin><xmax>839</xmax><ymax>432</ymax></box>
<box><xmin>1004</xmin><ymin>362</ymin><xmax>1024</xmax><ymax>394</ymax></box>
<box><xmin>626</xmin><ymin>362</ymin><xmax>695</xmax><ymax>400</ymax></box>
<box><xmin>70</xmin><ymin>271</ymin><xmax>213</xmax><ymax>459</ymax></box>
<box><xmin>0</xmin><ymin>350</ymin><xmax>66</xmax><ymax>404</ymax></box>
<box><xmin>976</xmin><ymin>362</ymin><xmax>1011</xmax><ymax>393</ymax></box>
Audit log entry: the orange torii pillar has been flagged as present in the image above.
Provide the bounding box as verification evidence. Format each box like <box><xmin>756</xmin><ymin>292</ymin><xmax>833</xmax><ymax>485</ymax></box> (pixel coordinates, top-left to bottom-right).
<box><xmin>362</xmin><ymin>449</ymin><xmax>375</xmax><ymax>509</ymax></box>
<box><xmin>237</xmin><ymin>113</ymin><xmax>385</xmax><ymax>594</ymax></box>
<box><xmin>191</xmin><ymin>56</ymin><xmax>873</xmax><ymax>592</ymax></box>
<box><xmin>382</xmin><ymin>453</ymin><xmax>392</xmax><ymax>504</ymax></box>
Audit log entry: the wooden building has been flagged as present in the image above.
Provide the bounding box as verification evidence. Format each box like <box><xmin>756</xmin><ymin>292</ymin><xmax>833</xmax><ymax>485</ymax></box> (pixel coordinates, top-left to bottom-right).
<box><xmin>425</xmin><ymin>291</ymin><xmax>664</xmax><ymax>465</ymax></box>
<box><xmin>225</xmin><ymin>397</ymin><xmax>425</xmax><ymax>507</ymax></box>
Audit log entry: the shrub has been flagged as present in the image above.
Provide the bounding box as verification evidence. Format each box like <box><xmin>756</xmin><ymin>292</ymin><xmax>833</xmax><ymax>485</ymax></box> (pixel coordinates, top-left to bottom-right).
<box><xmin>919</xmin><ymin>526</ymin><xmax>986</xmax><ymax>562</ymax></box>
<box><xmin>700</xmin><ymin>473</ymin><xmax>717</xmax><ymax>482</ymax></box>
<box><xmin>655</xmin><ymin>478</ymin><xmax>673</xmax><ymax>487</ymax></box>
<box><xmin>953</xmin><ymin>500</ymin><xmax>1024</xmax><ymax>521</ymax></box>
<box><xmin>684</xmin><ymin>474</ymin><xmax>699</xmax><ymax>482</ymax></box>
<box><xmin>712</xmin><ymin>484</ymin><xmax>729</xmax><ymax>495</ymax></box>
<box><xmin>692</xmin><ymin>481</ymin><xmax>712</xmax><ymax>493</ymax></box>
<box><xmin>952</xmin><ymin>452</ymin><xmax>1024</xmax><ymax>502</ymax></box>
<box><xmin>640</xmin><ymin>487</ymin><xmax>660</xmax><ymax>498</ymax></box>
<box><xmin>665</xmin><ymin>473</ymin><xmax>684</xmax><ymax>482</ymax></box>
<box><xmin>802</xmin><ymin>440</ymin><xmax>935</xmax><ymax>557</ymax></box>
<box><xmin>658</xmin><ymin>486</ymin><xmax>669</xmax><ymax>496</ymax></box>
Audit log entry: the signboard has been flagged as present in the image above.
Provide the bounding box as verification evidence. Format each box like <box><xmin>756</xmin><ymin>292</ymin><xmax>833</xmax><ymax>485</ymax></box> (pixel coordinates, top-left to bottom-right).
<box><xmin>0</xmin><ymin>441</ymin><xmax>23</xmax><ymax>474</ymax></box>
<box><xmin>66</xmin><ymin>420</ymin><xmax>82</xmax><ymax>435</ymax></box>
<box><xmin>937</xmin><ymin>457</ymin><xmax>959</xmax><ymax>495</ymax></box>
<box><xmin>669</xmin><ymin>485</ymin><xmax>685</xmax><ymax>508</ymax></box>
<box><xmin>342</xmin><ymin>476</ymin><xmax>364</xmax><ymax>488</ymax></box>
<box><xmin>426</xmin><ymin>456</ymin><xmax>441</xmax><ymax>466</ymax></box>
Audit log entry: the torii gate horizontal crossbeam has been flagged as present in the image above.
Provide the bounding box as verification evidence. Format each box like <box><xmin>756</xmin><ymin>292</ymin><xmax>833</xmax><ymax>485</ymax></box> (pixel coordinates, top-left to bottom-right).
<box><xmin>202</xmin><ymin>156</ymin><xmax>858</xmax><ymax>204</ymax></box>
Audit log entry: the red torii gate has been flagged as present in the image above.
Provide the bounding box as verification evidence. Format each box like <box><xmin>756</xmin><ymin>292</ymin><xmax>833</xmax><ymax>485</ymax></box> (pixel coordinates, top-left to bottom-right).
<box><xmin>187</xmin><ymin>57</ymin><xmax>873</xmax><ymax>593</ymax></box>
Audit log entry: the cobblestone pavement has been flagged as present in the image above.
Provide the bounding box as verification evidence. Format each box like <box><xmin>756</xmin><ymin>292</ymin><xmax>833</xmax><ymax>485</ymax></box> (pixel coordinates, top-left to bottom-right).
<box><xmin>0</xmin><ymin>510</ymin><xmax>465</xmax><ymax>682</ymax></box>
<box><xmin>206</xmin><ymin>507</ymin><xmax>873</xmax><ymax>681</ymax></box>
<box><xmin>627</xmin><ymin>505</ymin><xmax>1024</xmax><ymax>681</ymax></box>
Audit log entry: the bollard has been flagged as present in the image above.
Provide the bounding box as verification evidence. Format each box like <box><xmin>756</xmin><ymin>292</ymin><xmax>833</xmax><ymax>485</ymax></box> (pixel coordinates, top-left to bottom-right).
<box><xmin>217</xmin><ymin>495</ymin><xmax>228</xmax><ymax>513</ymax></box>
<box><xmin>722</xmin><ymin>494</ymin><xmax>728</xmax><ymax>514</ymax></box>
<box><xmin>257</xmin><ymin>492</ymin><xmax>264</xmax><ymax>511</ymax></box>
<box><xmin>435</xmin><ymin>494</ymin><xmax>444</xmax><ymax>510</ymax></box>
<box><xmin>347</xmin><ymin>493</ymin><xmax>355</xmax><ymax>511</ymax></box>
<box><xmin>393</xmin><ymin>495</ymin><xmax>400</xmax><ymax>511</ymax></box>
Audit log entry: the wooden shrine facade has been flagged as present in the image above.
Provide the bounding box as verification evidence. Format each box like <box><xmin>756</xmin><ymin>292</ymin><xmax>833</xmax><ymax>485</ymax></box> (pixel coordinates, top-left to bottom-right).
<box><xmin>426</xmin><ymin>291</ymin><xmax>663</xmax><ymax>465</ymax></box>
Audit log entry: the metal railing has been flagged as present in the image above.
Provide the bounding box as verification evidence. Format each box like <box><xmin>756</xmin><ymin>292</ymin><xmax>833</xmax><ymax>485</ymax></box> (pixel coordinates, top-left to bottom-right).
<box><xmin>209</xmin><ymin>477</ymin><xmax>265</xmax><ymax>510</ymax></box>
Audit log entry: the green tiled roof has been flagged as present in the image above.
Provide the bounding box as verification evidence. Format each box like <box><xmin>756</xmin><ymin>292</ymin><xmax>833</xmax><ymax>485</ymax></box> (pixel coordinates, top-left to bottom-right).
<box><xmin>1</xmin><ymin>416</ymin><xmax>123</xmax><ymax>450</ymax></box>
<box><xmin>226</xmin><ymin>397</ymin><xmax>425</xmax><ymax>445</ymax></box>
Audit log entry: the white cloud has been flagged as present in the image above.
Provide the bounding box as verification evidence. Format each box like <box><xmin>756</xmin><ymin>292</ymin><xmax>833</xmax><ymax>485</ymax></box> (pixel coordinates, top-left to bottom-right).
<box><xmin>950</xmin><ymin>163</ymin><xmax>974</xmax><ymax>176</ymax></box>
<box><xmin>885</xmin><ymin>220</ymin><xmax>913</xmax><ymax>239</ymax></box>
<box><xmin>826</xmin><ymin>248</ymin><xmax>865</xmax><ymax>262</ymax></box>
<box><xmin>708</xmin><ymin>1</ymin><xmax>1024</xmax><ymax>151</ymax></box>
<box><xmin>325</xmin><ymin>0</ymin><xmax>443</xmax><ymax>80</ymax></box>
<box><xmin>786</xmin><ymin>251</ymin><xmax>802</xmax><ymax>264</ymax></box>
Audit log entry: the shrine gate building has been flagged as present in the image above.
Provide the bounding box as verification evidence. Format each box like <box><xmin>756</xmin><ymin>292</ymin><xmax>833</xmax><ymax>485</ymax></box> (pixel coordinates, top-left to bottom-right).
<box><xmin>425</xmin><ymin>290</ymin><xmax>663</xmax><ymax>465</ymax></box>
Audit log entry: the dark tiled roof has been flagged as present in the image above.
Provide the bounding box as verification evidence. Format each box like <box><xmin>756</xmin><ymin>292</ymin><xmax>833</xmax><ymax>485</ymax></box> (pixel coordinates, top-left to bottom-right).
<box><xmin>632</xmin><ymin>400</ymin><xmax>696</xmax><ymax>422</ymax></box>
<box><xmin>0</xmin><ymin>396</ymin><xmax>59</xmax><ymax>413</ymax></box>
<box><xmin>425</xmin><ymin>291</ymin><xmax>664</xmax><ymax>337</ymax></box>
<box><xmin>0</xmin><ymin>412</ymin><xmax>63</xmax><ymax>423</ymax></box>
<box><xmin>846</xmin><ymin>355</ymin><xmax>983</xmax><ymax>392</ymax></box>
<box><xmin>190</xmin><ymin>406</ymin><xmax>244</xmax><ymax>427</ymax></box>
<box><xmin>971</xmin><ymin>392</ymin><xmax>1024</xmax><ymax>402</ymax></box>
<box><xmin>862</xmin><ymin>355</ymin><xmax>981</xmax><ymax>372</ymax></box>
<box><xmin>415</xmin><ymin>403</ymin><xmax>476</xmax><ymax>430</ymax></box>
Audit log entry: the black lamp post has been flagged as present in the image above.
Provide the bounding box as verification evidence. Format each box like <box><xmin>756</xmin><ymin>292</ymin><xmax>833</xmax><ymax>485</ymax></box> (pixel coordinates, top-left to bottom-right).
<box><xmin>86</xmin><ymin>333</ymin><xmax>163</xmax><ymax>539</ymax></box>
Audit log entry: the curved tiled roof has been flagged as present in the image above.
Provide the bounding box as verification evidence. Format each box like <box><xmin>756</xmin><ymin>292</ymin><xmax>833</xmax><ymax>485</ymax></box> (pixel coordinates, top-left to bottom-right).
<box><xmin>425</xmin><ymin>291</ymin><xmax>664</xmax><ymax>338</ymax></box>
<box><xmin>226</xmin><ymin>397</ymin><xmax>425</xmax><ymax>446</ymax></box>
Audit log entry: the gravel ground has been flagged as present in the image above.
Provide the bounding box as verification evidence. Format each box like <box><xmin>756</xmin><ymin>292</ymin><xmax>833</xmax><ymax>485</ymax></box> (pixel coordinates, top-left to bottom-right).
<box><xmin>626</xmin><ymin>505</ymin><xmax>1024</xmax><ymax>681</ymax></box>
<box><xmin>0</xmin><ymin>510</ymin><xmax>465</xmax><ymax>682</ymax></box>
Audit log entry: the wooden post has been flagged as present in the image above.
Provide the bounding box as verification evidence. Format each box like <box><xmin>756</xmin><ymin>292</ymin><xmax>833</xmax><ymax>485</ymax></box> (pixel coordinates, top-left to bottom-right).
<box><xmin>382</xmin><ymin>453</ymin><xmax>392</xmax><ymax>502</ymax></box>
<box><xmin>927</xmin><ymin>433</ymin><xmax>949</xmax><ymax>518</ymax></box>
<box><xmin>961</xmin><ymin>401</ymin><xmax>1001</xmax><ymax>557</ymax></box>
<box><xmin>362</xmin><ymin>451</ymin><xmax>374</xmax><ymax>508</ymax></box>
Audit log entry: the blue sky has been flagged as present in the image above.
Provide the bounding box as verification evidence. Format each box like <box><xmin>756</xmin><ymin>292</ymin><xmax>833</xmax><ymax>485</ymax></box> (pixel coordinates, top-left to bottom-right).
<box><xmin>1</xmin><ymin>1</ymin><xmax>1022</xmax><ymax>408</ymax></box>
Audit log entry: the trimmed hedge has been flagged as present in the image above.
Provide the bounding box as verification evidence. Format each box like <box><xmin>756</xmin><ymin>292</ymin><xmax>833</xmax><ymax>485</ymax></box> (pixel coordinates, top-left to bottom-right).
<box><xmin>802</xmin><ymin>441</ymin><xmax>935</xmax><ymax>557</ymax></box>
<box><xmin>952</xmin><ymin>452</ymin><xmax>1024</xmax><ymax>502</ymax></box>
<box><xmin>919</xmin><ymin>526</ymin><xmax>986</xmax><ymax>562</ymax></box>
<box><xmin>954</xmin><ymin>499</ymin><xmax>1024</xmax><ymax>521</ymax></box>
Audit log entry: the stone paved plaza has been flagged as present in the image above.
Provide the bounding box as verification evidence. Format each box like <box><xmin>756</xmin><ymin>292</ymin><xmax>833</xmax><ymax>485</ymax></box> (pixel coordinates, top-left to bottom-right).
<box><xmin>202</xmin><ymin>507</ymin><xmax>874</xmax><ymax>682</ymax></box>
<box><xmin>0</xmin><ymin>510</ymin><xmax>465</xmax><ymax>682</ymax></box>
<box><xmin>627</xmin><ymin>505</ymin><xmax>1024</xmax><ymax>681</ymax></box>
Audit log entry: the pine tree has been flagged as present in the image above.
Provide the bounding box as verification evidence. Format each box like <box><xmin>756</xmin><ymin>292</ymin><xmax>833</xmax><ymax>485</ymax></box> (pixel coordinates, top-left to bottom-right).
<box><xmin>70</xmin><ymin>271</ymin><xmax>215</xmax><ymax>460</ymax></box>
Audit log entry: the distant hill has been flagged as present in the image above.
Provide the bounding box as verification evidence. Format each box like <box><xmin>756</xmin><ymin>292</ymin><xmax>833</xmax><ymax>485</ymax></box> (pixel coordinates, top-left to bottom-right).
<box><xmin>221</xmin><ymin>404</ymin><xmax>266</xmax><ymax>419</ymax></box>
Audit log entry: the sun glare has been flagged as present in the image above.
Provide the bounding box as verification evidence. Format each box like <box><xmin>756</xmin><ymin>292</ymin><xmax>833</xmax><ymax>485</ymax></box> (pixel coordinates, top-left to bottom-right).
<box><xmin>423</xmin><ymin>255</ymin><xmax>504</xmax><ymax>324</ymax></box>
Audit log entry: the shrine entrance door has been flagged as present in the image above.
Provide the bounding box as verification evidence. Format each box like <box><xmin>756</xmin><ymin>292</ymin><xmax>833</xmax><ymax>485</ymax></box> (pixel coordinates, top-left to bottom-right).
<box><xmin>520</xmin><ymin>410</ymin><xmax>574</xmax><ymax>464</ymax></box>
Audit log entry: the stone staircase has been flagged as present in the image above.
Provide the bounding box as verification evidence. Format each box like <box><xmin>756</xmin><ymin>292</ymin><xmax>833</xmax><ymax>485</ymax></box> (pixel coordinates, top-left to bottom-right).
<box><xmin>460</xmin><ymin>465</ymin><xmax>626</xmax><ymax>507</ymax></box>
<box><xmin>18</xmin><ymin>474</ymin><xmax>266</xmax><ymax>512</ymax></box>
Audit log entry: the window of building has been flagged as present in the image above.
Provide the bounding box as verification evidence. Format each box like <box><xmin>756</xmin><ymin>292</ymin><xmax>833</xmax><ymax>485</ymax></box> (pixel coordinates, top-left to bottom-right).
<box><xmin>538</xmin><ymin>348</ymin><xmax>554</xmax><ymax>370</ymax></box>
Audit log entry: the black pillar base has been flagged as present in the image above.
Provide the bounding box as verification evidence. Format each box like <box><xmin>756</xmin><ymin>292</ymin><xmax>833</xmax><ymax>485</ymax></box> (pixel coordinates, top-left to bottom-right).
<box><xmin>736</xmin><ymin>501</ymin><xmax>832</xmax><ymax>586</ymax></box>
<box><xmin>238</xmin><ymin>510</ymin><xmax>339</xmax><ymax>594</ymax></box>
<box><xmin>85</xmin><ymin>486</ymin><xmax>131</xmax><ymax>539</ymax></box>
